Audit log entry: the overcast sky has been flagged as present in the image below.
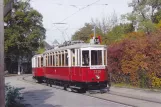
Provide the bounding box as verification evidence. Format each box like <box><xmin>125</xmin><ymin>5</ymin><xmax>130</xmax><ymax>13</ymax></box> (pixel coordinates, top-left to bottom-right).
<box><xmin>30</xmin><ymin>0</ymin><xmax>132</xmax><ymax>45</ymax></box>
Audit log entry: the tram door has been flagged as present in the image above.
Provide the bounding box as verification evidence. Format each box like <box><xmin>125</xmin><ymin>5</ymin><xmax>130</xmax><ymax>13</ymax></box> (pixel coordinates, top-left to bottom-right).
<box><xmin>81</xmin><ymin>50</ymin><xmax>89</xmax><ymax>82</ymax></box>
<box><xmin>69</xmin><ymin>49</ymin><xmax>82</xmax><ymax>81</ymax></box>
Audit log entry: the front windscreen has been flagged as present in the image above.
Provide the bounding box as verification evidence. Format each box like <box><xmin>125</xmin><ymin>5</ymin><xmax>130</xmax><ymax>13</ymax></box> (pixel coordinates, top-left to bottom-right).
<box><xmin>91</xmin><ymin>50</ymin><xmax>102</xmax><ymax>65</ymax></box>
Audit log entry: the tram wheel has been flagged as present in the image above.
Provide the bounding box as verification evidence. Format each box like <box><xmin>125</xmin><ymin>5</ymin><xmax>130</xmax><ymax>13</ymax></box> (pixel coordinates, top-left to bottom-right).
<box><xmin>77</xmin><ymin>89</ymin><xmax>86</xmax><ymax>93</ymax></box>
<box><xmin>37</xmin><ymin>78</ymin><xmax>43</xmax><ymax>83</ymax></box>
<box><xmin>49</xmin><ymin>80</ymin><xmax>52</xmax><ymax>87</ymax></box>
<box><xmin>46</xmin><ymin>79</ymin><xmax>49</xmax><ymax>86</ymax></box>
<box><xmin>63</xmin><ymin>84</ymin><xmax>68</xmax><ymax>90</ymax></box>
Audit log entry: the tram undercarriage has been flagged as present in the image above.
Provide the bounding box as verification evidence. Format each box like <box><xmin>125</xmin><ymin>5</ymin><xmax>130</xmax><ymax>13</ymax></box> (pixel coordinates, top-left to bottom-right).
<box><xmin>33</xmin><ymin>76</ymin><xmax>110</xmax><ymax>93</ymax></box>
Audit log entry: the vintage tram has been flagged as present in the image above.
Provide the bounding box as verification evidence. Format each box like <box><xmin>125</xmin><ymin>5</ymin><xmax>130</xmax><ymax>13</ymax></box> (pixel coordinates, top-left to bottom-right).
<box><xmin>32</xmin><ymin>41</ymin><xmax>110</xmax><ymax>92</ymax></box>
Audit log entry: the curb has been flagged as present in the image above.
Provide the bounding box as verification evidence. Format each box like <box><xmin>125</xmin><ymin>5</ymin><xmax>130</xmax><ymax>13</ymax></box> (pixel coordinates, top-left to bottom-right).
<box><xmin>112</xmin><ymin>85</ymin><xmax>161</xmax><ymax>93</ymax></box>
<box><xmin>5</xmin><ymin>74</ymin><xmax>20</xmax><ymax>77</ymax></box>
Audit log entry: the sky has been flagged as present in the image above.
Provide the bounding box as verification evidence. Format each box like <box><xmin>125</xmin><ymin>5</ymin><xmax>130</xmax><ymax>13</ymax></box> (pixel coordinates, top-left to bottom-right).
<box><xmin>30</xmin><ymin>0</ymin><xmax>133</xmax><ymax>45</ymax></box>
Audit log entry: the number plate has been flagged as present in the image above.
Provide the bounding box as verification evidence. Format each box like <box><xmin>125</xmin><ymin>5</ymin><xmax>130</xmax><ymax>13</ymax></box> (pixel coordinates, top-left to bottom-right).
<box><xmin>90</xmin><ymin>66</ymin><xmax>105</xmax><ymax>69</ymax></box>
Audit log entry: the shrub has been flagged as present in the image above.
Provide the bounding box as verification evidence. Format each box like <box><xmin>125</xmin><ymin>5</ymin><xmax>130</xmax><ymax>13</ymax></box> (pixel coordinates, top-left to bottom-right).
<box><xmin>108</xmin><ymin>32</ymin><xmax>161</xmax><ymax>89</ymax></box>
<box><xmin>5</xmin><ymin>83</ymin><xmax>23</xmax><ymax>107</ymax></box>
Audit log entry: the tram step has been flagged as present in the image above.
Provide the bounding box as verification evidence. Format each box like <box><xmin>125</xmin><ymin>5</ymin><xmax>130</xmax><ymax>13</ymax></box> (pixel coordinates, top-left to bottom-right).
<box><xmin>69</xmin><ymin>86</ymin><xmax>81</xmax><ymax>89</ymax></box>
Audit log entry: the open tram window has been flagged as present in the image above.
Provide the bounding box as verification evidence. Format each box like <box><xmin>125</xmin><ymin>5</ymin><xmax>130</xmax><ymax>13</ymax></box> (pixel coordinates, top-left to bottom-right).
<box><xmin>104</xmin><ymin>50</ymin><xmax>107</xmax><ymax>65</ymax></box>
<box><xmin>41</xmin><ymin>57</ymin><xmax>43</xmax><ymax>67</ymax></box>
<box><xmin>65</xmin><ymin>51</ymin><xmax>68</xmax><ymax>66</ymax></box>
<box><xmin>38</xmin><ymin>57</ymin><xmax>40</xmax><ymax>67</ymax></box>
<box><xmin>48</xmin><ymin>54</ymin><xmax>50</xmax><ymax>67</ymax></box>
<box><xmin>71</xmin><ymin>49</ymin><xmax>75</xmax><ymax>66</ymax></box>
<box><xmin>56</xmin><ymin>52</ymin><xmax>59</xmax><ymax>66</ymax></box>
<box><xmin>59</xmin><ymin>52</ymin><xmax>61</xmax><ymax>66</ymax></box>
<box><xmin>46</xmin><ymin>54</ymin><xmax>48</xmax><ymax>67</ymax></box>
<box><xmin>37</xmin><ymin>57</ymin><xmax>39</xmax><ymax>67</ymax></box>
<box><xmin>62</xmin><ymin>52</ymin><xmax>64</xmax><ymax>66</ymax></box>
<box><xmin>91</xmin><ymin>50</ymin><xmax>102</xmax><ymax>65</ymax></box>
<box><xmin>82</xmin><ymin>50</ymin><xmax>89</xmax><ymax>66</ymax></box>
<box><xmin>53</xmin><ymin>53</ymin><xmax>55</xmax><ymax>66</ymax></box>
<box><xmin>50</xmin><ymin>54</ymin><xmax>52</xmax><ymax>66</ymax></box>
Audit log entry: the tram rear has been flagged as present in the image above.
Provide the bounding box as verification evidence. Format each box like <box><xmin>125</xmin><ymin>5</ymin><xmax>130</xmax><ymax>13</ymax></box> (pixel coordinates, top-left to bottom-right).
<box><xmin>32</xmin><ymin>54</ymin><xmax>44</xmax><ymax>83</ymax></box>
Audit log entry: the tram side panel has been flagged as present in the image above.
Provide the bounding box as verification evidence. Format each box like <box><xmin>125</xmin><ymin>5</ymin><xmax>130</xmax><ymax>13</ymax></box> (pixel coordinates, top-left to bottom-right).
<box><xmin>44</xmin><ymin>67</ymin><xmax>70</xmax><ymax>81</ymax></box>
<box><xmin>70</xmin><ymin>67</ymin><xmax>108</xmax><ymax>82</ymax></box>
<box><xmin>33</xmin><ymin>67</ymin><xmax>44</xmax><ymax>77</ymax></box>
<box><xmin>70</xmin><ymin>67</ymin><xmax>82</xmax><ymax>82</ymax></box>
<box><xmin>87</xmin><ymin>69</ymin><xmax>107</xmax><ymax>82</ymax></box>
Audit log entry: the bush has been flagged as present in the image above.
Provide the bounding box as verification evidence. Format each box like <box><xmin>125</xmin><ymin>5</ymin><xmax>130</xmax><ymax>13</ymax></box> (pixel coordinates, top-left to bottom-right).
<box><xmin>108</xmin><ymin>32</ymin><xmax>161</xmax><ymax>89</ymax></box>
<box><xmin>5</xmin><ymin>83</ymin><xmax>23</xmax><ymax>107</ymax></box>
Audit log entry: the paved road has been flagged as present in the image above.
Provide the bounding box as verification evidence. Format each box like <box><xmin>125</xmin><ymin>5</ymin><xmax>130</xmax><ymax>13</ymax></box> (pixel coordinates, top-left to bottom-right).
<box><xmin>23</xmin><ymin>75</ymin><xmax>161</xmax><ymax>107</ymax></box>
<box><xmin>5</xmin><ymin>75</ymin><xmax>130</xmax><ymax>107</ymax></box>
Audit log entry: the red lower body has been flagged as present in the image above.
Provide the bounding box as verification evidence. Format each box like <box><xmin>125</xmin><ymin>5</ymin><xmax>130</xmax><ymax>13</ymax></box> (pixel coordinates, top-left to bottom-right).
<box><xmin>32</xmin><ymin>66</ymin><xmax>109</xmax><ymax>90</ymax></box>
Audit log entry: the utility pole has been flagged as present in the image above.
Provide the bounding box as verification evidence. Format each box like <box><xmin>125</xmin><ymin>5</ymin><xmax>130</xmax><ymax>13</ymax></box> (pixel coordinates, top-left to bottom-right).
<box><xmin>0</xmin><ymin>0</ymin><xmax>5</xmax><ymax>107</ymax></box>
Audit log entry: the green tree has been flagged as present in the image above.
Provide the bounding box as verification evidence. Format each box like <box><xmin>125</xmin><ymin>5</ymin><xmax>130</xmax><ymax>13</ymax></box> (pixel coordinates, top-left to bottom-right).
<box><xmin>4</xmin><ymin>1</ymin><xmax>46</xmax><ymax>72</ymax></box>
<box><xmin>104</xmin><ymin>23</ymin><xmax>134</xmax><ymax>45</ymax></box>
<box><xmin>153</xmin><ymin>10</ymin><xmax>161</xmax><ymax>23</ymax></box>
<box><xmin>123</xmin><ymin>0</ymin><xmax>161</xmax><ymax>34</ymax></box>
<box><xmin>72</xmin><ymin>23</ymin><xmax>102</xmax><ymax>43</ymax></box>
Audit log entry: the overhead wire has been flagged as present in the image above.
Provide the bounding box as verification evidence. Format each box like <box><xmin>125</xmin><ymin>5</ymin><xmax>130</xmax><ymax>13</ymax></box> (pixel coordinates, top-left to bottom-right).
<box><xmin>53</xmin><ymin>24</ymin><xmax>67</xmax><ymax>42</ymax></box>
<box><xmin>57</xmin><ymin>0</ymin><xmax>101</xmax><ymax>42</ymax></box>
<box><xmin>30</xmin><ymin>0</ymin><xmax>108</xmax><ymax>43</ymax></box>
<box><xmin>59</xmin><ymin>0</ymin><xmax>100</xmax><ymax>23</ymax></box>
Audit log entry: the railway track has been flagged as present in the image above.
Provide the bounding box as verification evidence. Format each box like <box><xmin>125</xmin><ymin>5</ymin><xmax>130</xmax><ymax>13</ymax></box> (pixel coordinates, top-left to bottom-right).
<box><xmin>20</xmin><ymin>75</ymin><xmax>161</xmax><ymax>107</ymax></box>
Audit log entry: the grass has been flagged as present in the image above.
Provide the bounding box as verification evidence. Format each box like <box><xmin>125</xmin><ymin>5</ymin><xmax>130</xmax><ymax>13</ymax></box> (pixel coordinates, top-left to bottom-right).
<box><xmin>112</xmin><ymin>82</ymin><xmax>161</xmax><ymax>92</ymax></box>
<box><xmin>112</xmin><ymin>83</ymin><xmax>136</xmax><ymax>88</ymax></box>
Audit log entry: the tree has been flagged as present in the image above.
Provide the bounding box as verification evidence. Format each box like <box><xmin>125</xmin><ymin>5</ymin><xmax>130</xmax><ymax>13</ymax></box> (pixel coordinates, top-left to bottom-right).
<box><xmin>122</xmin><ymin>0</ymin><xmax>161</xmax><ymax>34</ymax></box>
<box><xmin>105</xmin><ymin>23</ymin><xmax>134</xmax><ymax>45</ymax></box>
<box><xmin>72</xmin><ymin>23</ymin><xmax>102</xmax><ymax>43</ymax></box>
<box><xmin>91</xmin><ymin>11</ymin><xmax>119</xmax><ymax>35</ymax></box>
<box><xmin>153</xmin><ymin>9</ymin><xmax>161</xmax><ymax>23</ymax></box>
<box><xmin>4</xmin><ymin>1</ymin><xmax>46</xmax><ymax>73</ymax></box>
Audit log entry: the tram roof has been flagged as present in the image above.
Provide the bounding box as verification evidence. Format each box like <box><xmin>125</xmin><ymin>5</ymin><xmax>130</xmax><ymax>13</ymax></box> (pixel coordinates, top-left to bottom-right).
<box><xmin>32</xmin><ymin>54</ymin><xmax>43</xmax><ymax>58</ymax></box>
<box><xmin>44</xmin><ymin>43</ymin><xmax>107</xmax><ymax>53</ymax></box>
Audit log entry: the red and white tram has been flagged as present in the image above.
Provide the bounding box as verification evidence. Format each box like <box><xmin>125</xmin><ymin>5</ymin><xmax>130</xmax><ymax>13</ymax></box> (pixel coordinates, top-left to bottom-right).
<box><xmin>32</xmin><ymin>54</ymin><xmax>44</xmax><ymax>82</ymax></box>
<box><xmin>32</xmin><ymin>41</ymin><xmax>110</xmax><ymax>92</ymax></box>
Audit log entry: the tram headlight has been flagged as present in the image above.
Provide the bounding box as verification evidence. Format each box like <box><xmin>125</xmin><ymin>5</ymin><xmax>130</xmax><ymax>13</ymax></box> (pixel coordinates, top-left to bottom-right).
<box><xmin>96</xmin><ymin>75</ymin><xmax>100</xmax><ymax>80</ymax></box>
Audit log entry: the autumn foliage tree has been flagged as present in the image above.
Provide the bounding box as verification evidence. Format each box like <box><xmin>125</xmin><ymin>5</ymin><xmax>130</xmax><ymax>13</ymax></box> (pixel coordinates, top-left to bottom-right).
<box><xmin>108</xmin><ymin>31</ymin><xmax>161</xmax><ymax>88</ymax></box>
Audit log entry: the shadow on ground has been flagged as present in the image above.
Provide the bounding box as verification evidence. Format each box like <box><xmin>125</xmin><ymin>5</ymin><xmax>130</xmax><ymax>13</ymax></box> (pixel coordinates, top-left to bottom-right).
<box><xmin>22</xmin><ymin>89</ymin><xmax>62</xmax><ymax>107</ymax></box>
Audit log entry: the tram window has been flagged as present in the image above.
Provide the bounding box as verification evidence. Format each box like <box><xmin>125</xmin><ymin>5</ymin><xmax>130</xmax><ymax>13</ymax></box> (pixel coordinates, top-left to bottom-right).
<box><xmin>65</xmin><ymin>52</ymin><xmax>68</xmax><ymax>66</ymax></box>
<box><xmin>50</xmin><ymin>54</ymin><xmax>52</xmax><ymax>66</ymax></box>
<box><xmin>104</xmin><ymin>50</ymin><xmax>107</xmax><ymax>65</ymax></box>
<box><xmin>46</xmin><ymin>55</ymin><xmax>48</xmax><ymax>67</ymax></box>
<box><xmin>72</xmin><ymin>49</ymin><xmax>75</xmax><ymax>66</ymax></box>
<box><xmin>48</xmin><ymin>55</ymin><xmax>49</xmax><ymax>66</ymax></box>
<box><xmin>91</xmin><ymin>50</ymin><xmax>102</xmax><ymax>65</ymax></box>
<box><xmin>38</xmin><ymin>57</ymin><xmax>40</xmax><ymax>67</ymax></box>
<box><xmin>37</xmin><ymin>58</ymin><xmax>39</xmax><ymax>67</ymax></box>
<box><xmin>41</xmin><ymin>57</ymin><xmax>43</xmax><ymax>67</ymax></box>
<box><xmin>39</xmin><ymin>57</ymin><xmax>40</xmax><ymax>67</ymax></box>
<box><xmin>62</xmin><ymin>53</ymin><xmax>64</xmax><ymax>66</ymax></box>
<box><xmin>82</xmin><ymin>50</ymin><xmax>89</xmax><ymax>66</ymax></box>
<box><xmin>77</xmin><ymin>49</ymin><xmax>79</xmax><ymax>66</ymax></box>
<box><xmin>56</xmin><ymin>53</ymin><xmax>59</xmax><ymax>66</ymax></box>
<box><xmin>59</xmin><ymin>54</ymin><xmax>61</xmax><ymax>66</ymax></box>
<box><xmin>53</xmin><ymin>54</ymin><xmax>55</xmax><ymax>66</ymax></box>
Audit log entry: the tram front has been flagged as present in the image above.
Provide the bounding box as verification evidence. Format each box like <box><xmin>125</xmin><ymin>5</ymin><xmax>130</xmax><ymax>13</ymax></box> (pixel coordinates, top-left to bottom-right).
<box><xmin>81</xmin><ymin>45</ymin><xmax>110</xmax><ymax>91</ymax></box>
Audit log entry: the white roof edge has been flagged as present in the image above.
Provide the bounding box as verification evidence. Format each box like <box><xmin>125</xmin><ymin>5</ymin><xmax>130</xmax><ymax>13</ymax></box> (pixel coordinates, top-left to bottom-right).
<box><xmin>43</xmin><ymin>43</ymin><xmax>107</xmax><ymax>54</ymax></box>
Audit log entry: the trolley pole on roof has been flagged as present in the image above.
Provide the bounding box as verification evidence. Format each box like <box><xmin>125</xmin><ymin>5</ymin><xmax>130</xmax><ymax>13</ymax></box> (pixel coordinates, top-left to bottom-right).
<box><xmin>94</xmin><ymin>25</ymin><xmax>96</xmax><ymax>39</ymax></box>
<box><xmin>0</xmin><ymin>0</ymin><xmax>5</xmax><ymax>106</ymax></box>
